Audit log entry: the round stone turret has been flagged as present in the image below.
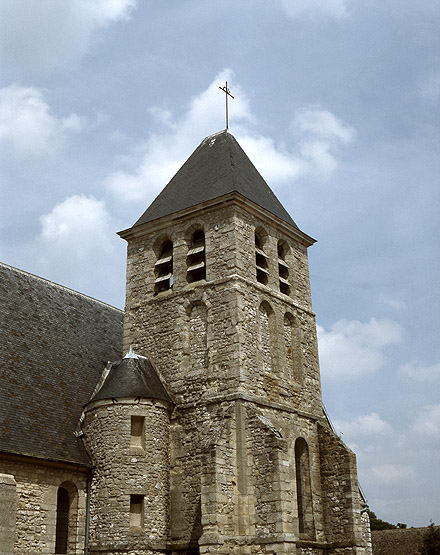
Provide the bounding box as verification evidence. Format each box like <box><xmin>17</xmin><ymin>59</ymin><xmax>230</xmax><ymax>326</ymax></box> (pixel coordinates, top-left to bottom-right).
<box><xmin>82</xmin><ymin>348</ymin><xmax>173</xmax><ymax>555</ymax></box>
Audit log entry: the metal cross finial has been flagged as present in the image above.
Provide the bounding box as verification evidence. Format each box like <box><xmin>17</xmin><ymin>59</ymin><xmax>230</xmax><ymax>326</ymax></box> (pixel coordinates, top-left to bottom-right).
<box><xmin>219</xmin><ymin>81</ymin><xmax>234</xmax><ymax>130</ymax></box>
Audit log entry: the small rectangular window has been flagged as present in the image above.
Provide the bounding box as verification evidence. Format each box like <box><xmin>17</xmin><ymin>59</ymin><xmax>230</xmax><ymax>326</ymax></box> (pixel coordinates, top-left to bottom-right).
<box><xmin>130</xmin><ymin>416</ymin><xmax>145</xmax><ymax>450</ymax></box>
<box><xmin>130</xmin><ymin>494</ymin><xmax>144</xmax><ymax>530</ymax></box>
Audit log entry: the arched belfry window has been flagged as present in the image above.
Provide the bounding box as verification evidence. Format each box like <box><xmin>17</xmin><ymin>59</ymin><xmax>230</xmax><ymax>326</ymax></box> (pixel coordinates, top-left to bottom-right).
<box><xmin>278</xmin><ymin>240</ymin><xmax>290</xmax><ymax>295</ymax></box>
<box><xmin>295</xmin><ymin>438</ymin><xmax>315</xmax><ymax>538</ymax></box>
<box><xmin>154</xmin><ymin>240</ymin><xmax>173</xmax><ymax>294</ymax></box>
<box><xmin>187</xmin><ymin>230</ymin><xmax>206</xmax><ymax>282</ymax></box>
<box><xmin>255</xmin><ymin>230</ymin><xmax>269</xmax><ymax>285</ymax></box>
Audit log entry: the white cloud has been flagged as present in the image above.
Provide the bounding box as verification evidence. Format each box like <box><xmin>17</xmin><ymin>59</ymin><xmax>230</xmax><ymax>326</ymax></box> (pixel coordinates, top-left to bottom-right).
<box><xmin>237</xmin><ymin>134</ymin><xmax>307</xmax><ymax>184</ymax></box>
<box><xmin>410</xmin><ymin>405</ymin><xmax>440</xmax><ymax>436</ymax></box>
<box><xmin>0</xmin><ymin>84</ymin><xmax>86</xmax><ymax>158</ymax></box>
<box><xmin>39</xmin><ymin>195</ymin><xmax>115</xmax><ymax>260</ymax></box>
<box><xmin>106</xmin><ymin>70</ymin><xmax>355</xmax><ymax>203</ymax></box>
<box><xmin>317</xmin><ymin>318</ymin><xmax>403</xmax><ymax>378</ymax></box>
<box><xmin>280</xmin><ymin>0</ymin><xmax>351</xmax><ymax>20</ymax></box>
<box><xmin>333</xmin><ymin>413</ymin><xmax>393</xmax><ymax>437</ymax></box>
<box><xmin>294</xmin><ymin>107</ymin><xmax>355</xmax><ymax>143</ymax></box>
<box><xmin>367</xmin><ymin>464</ymin><xmax>417</xmax><ymax>485</ymax></box>
<box><xmin>36</xmin><ymin>194</ymin><xmax>125</xmax><ymax>305</ymax></box>
<box><xmin>399</xmin><ymin>361</ymin><xmax>440</xmax><ymax>382</ymax></box>
<box><xmin>293</xmin><ymin>106</ymin><xmax>356</xmax><ymax>178</ymax></box>
<box><xmin>378</xmin><ymin>295</ymin><xmax>406</xmax><ymax>310</ymax></box>
<box><xmin>0</xmin><ymin>0</ymin><xmax>137</xmax><ymax>75</ymax></box>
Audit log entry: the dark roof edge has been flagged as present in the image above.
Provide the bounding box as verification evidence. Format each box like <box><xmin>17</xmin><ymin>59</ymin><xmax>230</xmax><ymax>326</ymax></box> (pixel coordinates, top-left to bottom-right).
<box><xmin>118</xmin><ymin>191</ymin><xmax>316</xmax><ymax>246</ymax></box>
<box><xmin>0</xmin><ymin>262</ymin><xmax>123</xmax><ymax>313</ymax></box>
<box><xmin>0</xmin><ymin>450</ymin><xmax>92</xmax><ymax>469</ymax></box>
<box><xmin>85</xmin><ymin>395</ymin><xmax>174</xmax><ymax>409</ymax></box>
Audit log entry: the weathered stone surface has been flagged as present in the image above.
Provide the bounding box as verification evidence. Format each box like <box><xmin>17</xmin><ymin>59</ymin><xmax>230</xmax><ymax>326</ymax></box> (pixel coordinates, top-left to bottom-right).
<box><xmin>108</xmin><ymin>189</ymin><xmax>368</xmax><ymax>554</ymax></box>
<box><xmin>0</xmin><ymin>459</ymin><xmax>87</xmax><ymax>554</ymax></box>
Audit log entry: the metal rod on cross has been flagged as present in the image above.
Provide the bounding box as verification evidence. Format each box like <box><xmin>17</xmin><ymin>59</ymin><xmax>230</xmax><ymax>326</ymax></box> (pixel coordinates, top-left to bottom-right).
<box><xmin>219</xmin><ymin>81</ymin><xmax>234</xmax><ymax>130</ymax></box>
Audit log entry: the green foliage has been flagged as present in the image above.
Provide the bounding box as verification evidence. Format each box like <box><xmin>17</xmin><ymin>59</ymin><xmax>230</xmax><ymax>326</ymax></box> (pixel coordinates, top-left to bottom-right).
<box><xmin>368</xmin><ymin>510</ymin><xmax>398</xmax><ymax>531</ymax></box>
<box><xmin>420</xmin><ymin>523</ymin><xmax>440</xmax><ymax>555</ymax></box>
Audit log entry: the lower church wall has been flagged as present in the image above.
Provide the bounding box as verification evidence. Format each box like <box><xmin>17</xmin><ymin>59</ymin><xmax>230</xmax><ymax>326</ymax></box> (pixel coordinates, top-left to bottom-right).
<box><xmin>0</xmin><ymin>456</ymin><xmax>88</xmax><ymax>555</ymax></box>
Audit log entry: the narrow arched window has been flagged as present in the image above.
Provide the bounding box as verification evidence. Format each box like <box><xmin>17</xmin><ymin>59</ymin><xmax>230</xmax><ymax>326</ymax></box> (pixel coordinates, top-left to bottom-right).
<box><xmin>295</xmin><ymin>438</ymin><xmax>315</xmax><ymax>538</ymax></box>
<box><xmin>55</xmin><ymin>487</ymin><xmax>69</xmax><ymax>554</ymax></box>
<box><xmin>187</xmin><ymin>230</ymin><xmax>206</xmax><ymax>282</ymax></box>
<box><xmin>259</xmin><ymin>302</ymin><xmax>274</xmax><ymax>372</ymax></box>
<box><xmin>255</xmin><ymin>231</ymin><xmax>269</xmax><ymax>285</ymax></box>
<box><xmin>154</xmin><ymin>240</ymin><xmax>173</xmax><ymax>294</ymax></box>
<box><xmin>284</xmin><ymin>313</ymin><xmax>303</xmax><ymax>384</ymax></box>
<box><xmin>278</xmin><ymin>240</ymin><xmax>290</xmax><ymax>295</ymax></box>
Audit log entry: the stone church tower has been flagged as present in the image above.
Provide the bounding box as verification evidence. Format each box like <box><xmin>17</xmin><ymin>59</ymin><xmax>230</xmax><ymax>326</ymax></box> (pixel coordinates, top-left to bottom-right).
<box><xmin>83</xmin><ymin>130</ymin><xmax>368</xmax><ymax>555</ymax></box>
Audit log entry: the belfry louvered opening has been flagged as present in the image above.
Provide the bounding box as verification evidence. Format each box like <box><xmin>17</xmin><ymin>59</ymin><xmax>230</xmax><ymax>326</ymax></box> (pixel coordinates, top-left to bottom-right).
<box><xmin>278</xmin><ymin>240</ymin><xmax>290</xmax><ymax>295</ymax></box>
<box><xmin>255</xmin><ymin>231</ymin><xmax>268</xmax><ymax>285</ymax></box>
<box><xmin>154</xmin><ymin>240</ymin><xmax>173</xmax><ymax>294</ymax></box>
<box><xmin>187</xmin><ymin>230</ymin><xmax>206</xmax><ymax>283</ymax></box>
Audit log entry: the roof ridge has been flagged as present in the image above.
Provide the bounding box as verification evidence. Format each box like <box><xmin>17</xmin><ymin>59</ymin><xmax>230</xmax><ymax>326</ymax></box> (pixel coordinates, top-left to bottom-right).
<box><xmin>0</xmin><ymin>261</ymin><xmax>123</xmax><ymax>313</ymax></box>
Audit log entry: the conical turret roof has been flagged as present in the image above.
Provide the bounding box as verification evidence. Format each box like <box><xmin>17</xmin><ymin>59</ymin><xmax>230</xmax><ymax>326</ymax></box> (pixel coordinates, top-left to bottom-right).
<box><xmin>133</xmin><ymin>130</ymin><xmax>298</xmax><ymax>229</ymax></box>
<box><xmin>90</xmin><ymin>349</ymin><xmax>172</xmax><ymax>404</ymax></box>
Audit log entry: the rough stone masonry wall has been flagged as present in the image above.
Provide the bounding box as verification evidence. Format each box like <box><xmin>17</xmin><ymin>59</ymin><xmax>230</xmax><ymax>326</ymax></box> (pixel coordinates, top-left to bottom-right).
<box><xmin>235</xmin><ymin>282</ymin><xmax>322</xmax><ymax>413</ymax></box>
<box><xmin>122</xmin><ymin>203</ymin><xmax>324</xmax><ymax>549</ymax></box>
<box><xmin>0</xmin><ymin>457</ymin><xmax>87</xmax><ymax>555</ymax></box>
<box><xmin>83</xmin><ymin>399</ymin><xmax>170</xmax><ymax>554</ymax></box>
<box><xmin>231</xmin><ymin>206</ymin><xmax>323</xmax><ymax>414</ymax></box>
<box><xmin>317</xmin><ymin>423</ymin><xmax>365</xmax><ymax>552</ymax></box>
<box><xmin>198</xmin><ymin>401</ymin><xmax>344</xmax><ymax>555</ymax></box>
<box><xmin>122</xmin><ymin>200</ymin><xmax>366</xmax><ymax>553</ymax></box>
<box><xmin>123</xmin><ymin>203</ymin><xmax>322</xmax><ymax>414</ymax></box>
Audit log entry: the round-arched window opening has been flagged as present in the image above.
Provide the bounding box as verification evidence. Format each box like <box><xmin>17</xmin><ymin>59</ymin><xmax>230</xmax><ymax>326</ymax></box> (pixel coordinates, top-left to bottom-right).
<box><xmin>154</xmin><ymin>240</ymin><xmax>173</xmax><ymax>294</ymax></box>
<box><xmin>277</xmin><ymin>239</ymin><xmax>290</xmax><ymax>295</ymax></box>
<box><xmin>187</xmin><ymin>229</ymin><xmax>206</xmax><ymax>283</ymax></box>
<box><xmin>255</xmin><ymin>230</ymin><xmax>268</xmax><ymax>285</ymax></box>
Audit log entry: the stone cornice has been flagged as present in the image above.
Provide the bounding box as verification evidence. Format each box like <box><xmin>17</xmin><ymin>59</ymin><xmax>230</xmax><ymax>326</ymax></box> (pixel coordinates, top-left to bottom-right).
<box><xmin>134</xmin><ymin>272</ymin><xmax>316</xmax><ymax>318</ymax></box>
<box><xmin>118</xmin><ymin>191</ymin><xmax>316</xmax><ymax>248</ymax></box>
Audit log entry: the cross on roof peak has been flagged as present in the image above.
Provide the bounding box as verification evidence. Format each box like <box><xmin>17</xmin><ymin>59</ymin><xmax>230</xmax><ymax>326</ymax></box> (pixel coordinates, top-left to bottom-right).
<box><xmin>219</xmin><ymin>81</ymin><xmax>234</xmax><ymax>130</ymax></box>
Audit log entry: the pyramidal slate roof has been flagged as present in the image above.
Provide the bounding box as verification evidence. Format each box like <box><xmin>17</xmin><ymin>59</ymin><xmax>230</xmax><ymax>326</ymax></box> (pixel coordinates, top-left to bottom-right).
<box><xmin>0</xmin><ymin>262</ymin><xmax>123</xmax><ymax>466</ymax></box>
<box><xmin>133</xmin><ymin>130</ymin><xmax>298</xmax><ymax>229</ymax></box>
<box><xmin>90</xmin><ymin>349</ymin><xmax>172</xmax><ymax>404</ymax></box>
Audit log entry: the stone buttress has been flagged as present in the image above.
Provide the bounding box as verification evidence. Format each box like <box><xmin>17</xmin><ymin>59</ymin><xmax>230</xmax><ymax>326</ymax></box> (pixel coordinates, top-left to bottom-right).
<box><xmin>97</xmin><ymin>130</ymin><xmax>369</xmax><ymax>555</ymax></box>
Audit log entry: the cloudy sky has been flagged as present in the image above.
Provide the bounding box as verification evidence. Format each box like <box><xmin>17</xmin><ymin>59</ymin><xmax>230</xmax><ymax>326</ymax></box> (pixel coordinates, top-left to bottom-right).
<box><xmin>1</xmin><ymin>0</ymin><xmax>439</xmax><ymax>528</ymax></box>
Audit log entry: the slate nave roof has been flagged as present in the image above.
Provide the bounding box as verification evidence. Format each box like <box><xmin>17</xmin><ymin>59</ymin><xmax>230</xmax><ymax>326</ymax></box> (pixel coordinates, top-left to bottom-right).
<box><xmin>0</xmin><ymin>262</ymin><xmax>123</xmax><ymax>466</ymax></box>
